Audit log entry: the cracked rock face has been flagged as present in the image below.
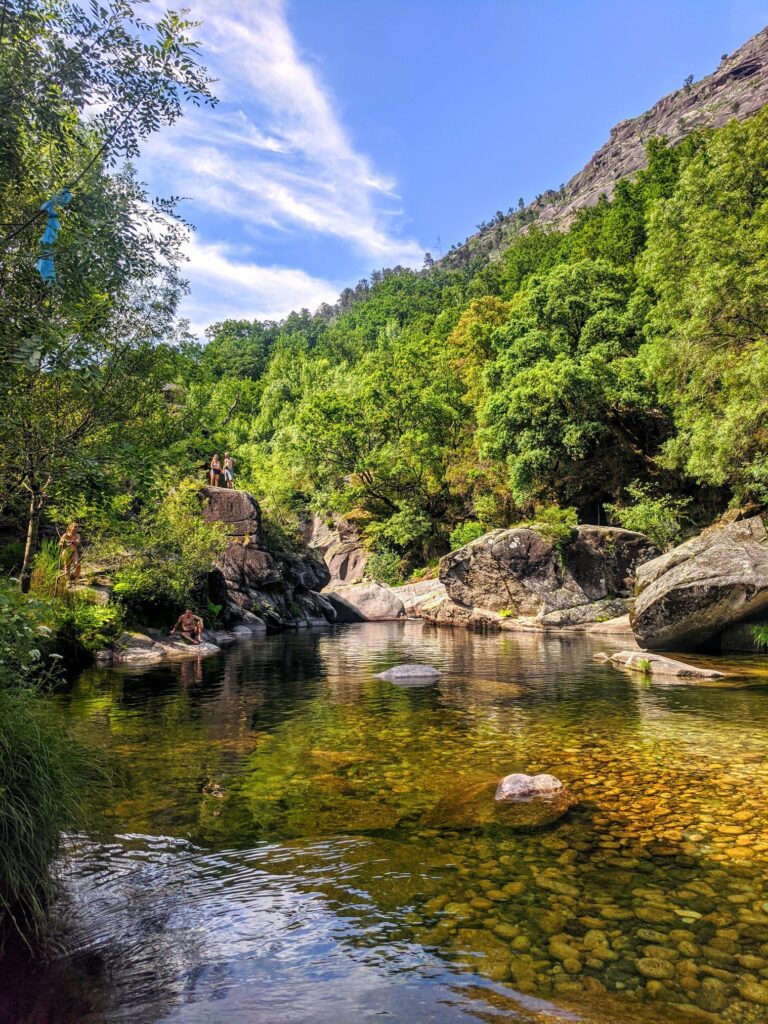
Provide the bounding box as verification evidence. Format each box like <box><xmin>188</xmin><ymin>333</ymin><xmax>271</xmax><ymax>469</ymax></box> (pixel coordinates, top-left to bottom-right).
<box><xmin>200</xmin><ymin>486</ymin><xmax>333</xmax><ymax>629</ymax></box>
<box><xmin>436</xmin><ymin>525</ymin><xmax>656</xmax><ymax>627</ymax></box>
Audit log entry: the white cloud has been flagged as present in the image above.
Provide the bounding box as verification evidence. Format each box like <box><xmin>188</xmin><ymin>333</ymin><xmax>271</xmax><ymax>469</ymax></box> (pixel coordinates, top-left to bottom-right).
<box><xmin>140</xmin><ymin>0</ymin><xmax>423</xmax><ymax>330</ymax></box>
<box><xmin>180</xmin><ymin>237</ymin><xmax>341</xmax><ymax>334</ymax></box>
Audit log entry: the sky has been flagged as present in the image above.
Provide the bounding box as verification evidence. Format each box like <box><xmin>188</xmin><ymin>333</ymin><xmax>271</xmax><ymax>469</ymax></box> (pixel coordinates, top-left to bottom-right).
<box><xmin>138</xmin><ymin>0</ymin><xmax>768</xmax><ymax>335</ymax></box>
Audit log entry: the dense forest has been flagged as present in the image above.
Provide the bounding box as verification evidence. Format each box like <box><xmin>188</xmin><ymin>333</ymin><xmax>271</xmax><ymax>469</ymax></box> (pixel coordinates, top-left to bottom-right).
<box><xmin>1</xmin><ymin>0</ymin><xmax>768</xmax><ymax>950</ymax></box>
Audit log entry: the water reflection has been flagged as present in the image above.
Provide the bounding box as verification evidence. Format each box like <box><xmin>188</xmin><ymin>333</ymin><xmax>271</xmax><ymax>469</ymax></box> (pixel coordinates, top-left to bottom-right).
<box><xmin>6</xmin><ymin>622</ymin><xmax>768</xmax><ymax>1023</ymax></box>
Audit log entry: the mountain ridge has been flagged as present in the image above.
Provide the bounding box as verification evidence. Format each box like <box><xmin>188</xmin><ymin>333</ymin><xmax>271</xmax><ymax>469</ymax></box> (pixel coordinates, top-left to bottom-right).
<box><xmin>443</xmin><ymin>25</ymin><xmax>768</xmax><ymax>267</ymax></box>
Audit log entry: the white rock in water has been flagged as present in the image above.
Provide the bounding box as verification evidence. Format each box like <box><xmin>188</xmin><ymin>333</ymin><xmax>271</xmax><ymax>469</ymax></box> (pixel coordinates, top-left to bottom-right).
<box><xmin>376</xmin><ymin>664</ymin><xmax>441</xmax><ymax>683</ymax></box>
<box><xmin>495</xmin><ymin>773</ymin><xmax>564</xmax><ymax>802</ymax></box>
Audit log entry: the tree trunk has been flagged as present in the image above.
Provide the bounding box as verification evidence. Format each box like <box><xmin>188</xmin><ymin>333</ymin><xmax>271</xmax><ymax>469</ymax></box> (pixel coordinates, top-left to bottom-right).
<box><xmin>20</xmin><ymin>491</ymin><xmax>44</xmax><ymax>593</ymax></box>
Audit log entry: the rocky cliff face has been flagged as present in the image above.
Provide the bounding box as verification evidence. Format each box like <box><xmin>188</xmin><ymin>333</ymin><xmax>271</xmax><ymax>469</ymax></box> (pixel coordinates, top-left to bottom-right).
<box><xmin>307</xmin><ymin>514</ymin><xmax>368</xmax><ymax>585</ymax></box>
<box><xmin>201</xmin><ymin>487</ymin><xmax>335</xmax><ymax>630</ymax></box>
<box><xmin>449</xmin><ymin>26</ymin><xmax>768</xmax><ymax>263</ymax></box>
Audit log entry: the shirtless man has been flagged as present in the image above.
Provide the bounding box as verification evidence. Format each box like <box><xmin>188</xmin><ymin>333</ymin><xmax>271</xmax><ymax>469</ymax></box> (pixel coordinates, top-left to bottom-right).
<box><xmin>171</xmin><ymin>609</ymin><xmax>204</xmax><ymax>644</ymax></box>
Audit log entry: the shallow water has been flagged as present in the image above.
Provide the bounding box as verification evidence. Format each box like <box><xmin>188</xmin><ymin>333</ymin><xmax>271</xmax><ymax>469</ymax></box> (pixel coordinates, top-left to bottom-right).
<box><xmin>7</xmin><ymin>622</ymin><xmax>768</xmax><ymax>1024</ymax></box>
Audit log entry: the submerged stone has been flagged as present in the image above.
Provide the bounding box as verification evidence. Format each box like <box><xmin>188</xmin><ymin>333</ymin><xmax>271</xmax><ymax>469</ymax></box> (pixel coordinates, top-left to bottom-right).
<box><xmin>424</xmin><ymin>775</ymin><xmax>577</xmax><ymax>830</ymax></box>
<box><xmin>376</xmin><ymin>663</ymin><xmax>441</xmax><ymax>684</ymax></box>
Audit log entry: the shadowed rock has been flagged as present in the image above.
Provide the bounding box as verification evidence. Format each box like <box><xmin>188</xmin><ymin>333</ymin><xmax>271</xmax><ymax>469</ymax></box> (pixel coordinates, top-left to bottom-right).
<box><xmin>632</xmin><ymin>516</ymin><xmax>768</xmax><ymax>650</ymax></box>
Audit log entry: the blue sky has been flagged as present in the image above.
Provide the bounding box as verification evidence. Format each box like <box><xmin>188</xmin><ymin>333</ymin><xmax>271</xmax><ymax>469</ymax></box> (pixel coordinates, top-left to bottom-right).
<box><xmin>139</xmin><ymin>0</ymin><xmax>768</xmax><ymax>334</ymax></box>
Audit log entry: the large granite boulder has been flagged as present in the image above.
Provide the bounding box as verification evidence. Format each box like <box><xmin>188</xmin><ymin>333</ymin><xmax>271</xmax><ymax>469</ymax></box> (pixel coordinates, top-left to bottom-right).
<box><xmin>391</xmin><ymin>577</ymin><xmax>446</xmax><ymax>616</ymax></box>
<box><xmin>325</xmin><ymin>581</ymin><xmax>405</xmax><ymax>622</ymax></box>
<box><xmin>307</xmin><ymin>514</ymin><xmax>369</xmax><ymax>584</ymax></box>
<box><xmin>201</xmin><ymin>486</ymin><xmax>334</xmax><ymax>630</ymax></box>
<box><xmin>631</xmin><ymin>516</ymin><xmax>768</xmax><ymax>650</ymax></box>
<box><xmin>430</xmin><ymin>525</ymin><xmax>655</xmax><ymax>630</ymax></box>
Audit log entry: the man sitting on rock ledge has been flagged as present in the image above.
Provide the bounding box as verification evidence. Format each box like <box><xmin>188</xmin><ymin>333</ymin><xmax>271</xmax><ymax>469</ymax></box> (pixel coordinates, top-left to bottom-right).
<box><xmin>171</xmin><ymin>608</ymin><xmax>204</xmax><ymax>645</ymax></box>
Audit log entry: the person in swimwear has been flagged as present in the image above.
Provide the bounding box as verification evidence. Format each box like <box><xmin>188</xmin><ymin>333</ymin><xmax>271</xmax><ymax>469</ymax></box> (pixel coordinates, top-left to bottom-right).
<box><xmin>223</xmin><ymin>452</ymin><xmax>235</xmax><ymax>489</ymax></box>
<box><xmin>59</xmin><ymin>522</ymin><xmax>82</xmax><ymax>583</ymax></box>
<box><xmin>171</xmin><ymin>608</ymin><xmax>204</xmax><ymax>644</ymax></box>
<box><xmin>209</xmin><ymin>454</ymin><xmax>223</xmax><ymax>486</ymax></box>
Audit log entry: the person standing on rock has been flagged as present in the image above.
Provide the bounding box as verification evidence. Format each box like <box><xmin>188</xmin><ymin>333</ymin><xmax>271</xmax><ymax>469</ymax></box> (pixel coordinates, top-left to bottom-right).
<box><xmin>171</xmin><ymin>609</ymin><xmax>204</xmax><ymax>645</ymax></box>
<box><xmin>223</xmin><ymin>452</ymin><xmax>235</xmax><ymax>489</ymax></box>
<box><xmin>209</xmin><ymin>454</ymin><xmax>223</xmax><ymax>486</ymax></box>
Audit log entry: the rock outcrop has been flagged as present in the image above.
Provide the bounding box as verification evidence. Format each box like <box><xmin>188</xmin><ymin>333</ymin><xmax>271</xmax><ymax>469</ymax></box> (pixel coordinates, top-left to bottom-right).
<box><xmin>631</xmin><ymin>516</ymin><xmax>768</xmax><ymax>650</ymax></box>
<box><xmin>391</xmin><ymin>577</ymin><xmax>446</xmax><ymax>616</ymax></box>
<box><xmin>446</xmin><ymin>27</ymin><xmax>768</xmax><ymax>265</ymax></box>
<box><xmin>604</xmin><ymin>650</ymin><xmax>727</xmax><ymax>681</ymax></box>
<box><xmin>307</xmin><ymin>513</ymin><xmax>368</xmax><ymax>584</ymax></box>
<box><xmin>324</xmin><ymin>581</ymin><xmax>405</xmax><ymax>622</ymax></box>
<box><xmin>425</xmin><ymin>525</ymin><xmax>656</xmax><ymax>632</ymax></box>
<box><xmin>201</xmin><ymin>487</ymin><xmax>335</xmax><ymax>630</ymax></box>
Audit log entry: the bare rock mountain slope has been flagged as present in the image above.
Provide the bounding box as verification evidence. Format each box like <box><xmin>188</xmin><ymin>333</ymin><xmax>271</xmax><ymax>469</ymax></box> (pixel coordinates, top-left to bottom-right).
<box><xmin>452</xmin><ymin>26</ymin><xmax>768</xmax><ymax>263</ymax></box>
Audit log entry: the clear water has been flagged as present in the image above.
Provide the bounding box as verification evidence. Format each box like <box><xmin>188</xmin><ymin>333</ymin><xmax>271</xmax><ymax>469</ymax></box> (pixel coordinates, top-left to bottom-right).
<box><xmin>7</xmin><ymin>621</ymin><xmax>768</xmax><ymax>1024</ymax></box>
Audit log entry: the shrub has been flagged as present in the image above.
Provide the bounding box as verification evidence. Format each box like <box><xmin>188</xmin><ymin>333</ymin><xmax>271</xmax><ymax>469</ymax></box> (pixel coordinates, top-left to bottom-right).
<box><xmin>524</xmin><ymin>504</ymin><xmax>578</xmax><ymax>549</ymax></box>
<box><xmin>0</xmin><ymin>542</ymin><xmax>24</xmax><ymax>576</ymax></box>
<box><xmin>751</xmin><ymin>625</ymin><xmax>768</xmax><ymax>651</ymax></box>
<box><xmin>30</xmin><ymin>539</ymin><xmax>62</xmax><ymax>599</ymax></box>
<box><xmin>366</xmin><ymin>547</ymin><xmax>404</xmax><ymax>586</ymax></box>
<box><xmin>52</xmin><ymin>595</ymin><xmax>125</xmax><ymax>656</ymax></box>
<box><xmin>605</xmin><ymin>482</ymin><xmax>691</xmax><ymax>551</ymax></box>
<box><xmin>112</xmin><ymin>480</ymin><xmax>227</xmax><ymax>625</ymax></box>
<box><xmin>0</xmin><ymin>582</ymin><xmax>57</xmax><ymax>688</ymax></box>
<box><xmin>449</xmin><ymin>521</ymin><xmax>486</xmax><ymax>550</ymax></box>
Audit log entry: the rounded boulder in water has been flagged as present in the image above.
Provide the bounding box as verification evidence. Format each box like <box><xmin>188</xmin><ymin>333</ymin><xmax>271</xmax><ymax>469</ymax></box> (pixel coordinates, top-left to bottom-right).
<box><xmin>495</xmin><ymin>773</ymin><xmax>564</xmax><ymax>802</ymax></box>
<box><xmin>376</xmin><ymin>664</ymin><xmax>441</xmax><ymax>685</ymax></box>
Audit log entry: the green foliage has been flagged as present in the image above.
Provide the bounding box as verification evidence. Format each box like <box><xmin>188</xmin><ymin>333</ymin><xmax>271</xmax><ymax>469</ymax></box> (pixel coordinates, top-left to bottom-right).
<box><xmin>523</xmin><ymin>505</ymin><xmax>578</xmax><ymax>549</ymax></box>
<box><xmin>29</xmin><ymin>540</ymin><xmax>62</xmax><ymax>598</ymax></box>
<box><xmin>0</xmin><ymin>582</ymin><xmax>57</xmax><ymax>688</ymax></box>
<box><xmin>636</xmin><ymin>658</ymin><xmax>652</xmax><ymax>673</ymax></box>
<box><xmin>366</xmin><ymin>548</ymin><xmax>404</xmax><ymax>587</ymax></box>
<box><xmin>449</xmin><ymin>521</ymin><xmax>486</xmax><ymax>550</ymax></box>
<box><xmin>52</xmin><ymin>596</ymin><xmax>125</xmax><ymax>657</ymax></box>
<box><xmin>750</xmin><ymin>625</ymin><xmax>768</xmax><ymax>652</ymax></box>
<box><xmin>0</xmin><ymin>542</ymin><xmax>24</xmax><ymax>575</ymax></box>
<box><xmin>605</xmin><ymin>482</ymin><xmax>691</xmax><ymax>551</ymax></box>
<box><xmin>112</xmin><ymin>480</ymin><xmax>227</xmax><ymax>623</ymax></box>
<box><xmin>0</xmin><ymin>686</ymin><xmax>102</xmax><ymax>946</ymax></box>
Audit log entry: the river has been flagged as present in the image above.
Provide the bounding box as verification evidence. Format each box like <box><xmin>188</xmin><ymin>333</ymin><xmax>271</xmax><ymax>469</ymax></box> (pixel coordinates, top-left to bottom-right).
<box><xmin>6</xmin><ymin>621</ymin><xmax>768</xmax><ymax>1024</ymax></box>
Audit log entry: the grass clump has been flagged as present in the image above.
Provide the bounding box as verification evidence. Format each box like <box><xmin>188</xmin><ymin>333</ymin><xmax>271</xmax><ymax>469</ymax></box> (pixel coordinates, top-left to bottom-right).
<box><xmin>0</xmin><ymin>579</ymin><xmax>104</xmax><ymax>949</ymax></box>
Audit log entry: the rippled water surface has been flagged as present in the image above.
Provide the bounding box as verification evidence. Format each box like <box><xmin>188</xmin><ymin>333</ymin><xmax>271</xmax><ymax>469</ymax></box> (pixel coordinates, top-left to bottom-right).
<box><xmin>7</xmin><ymin>622</ymin><xmax>768</xmax><ymax>1024</ymax></box>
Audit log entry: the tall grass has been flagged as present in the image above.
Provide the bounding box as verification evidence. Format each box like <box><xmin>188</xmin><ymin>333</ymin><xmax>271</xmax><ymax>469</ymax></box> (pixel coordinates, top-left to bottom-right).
<box><xmin>0</xmin><ymin>577</ymin><xmax>106</xmax><ymax>950</ymax></box>
<box><xmin>0</xmin><ymin>688</ymin><xmax>101</xmax><ymax>949</ymax></box>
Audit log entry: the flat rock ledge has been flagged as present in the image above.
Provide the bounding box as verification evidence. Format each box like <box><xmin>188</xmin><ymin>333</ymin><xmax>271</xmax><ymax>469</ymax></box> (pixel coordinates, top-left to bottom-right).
<box><xmin>600</xmin><ymin>650</ymin><xmax>727</xmax><ymax>681</ymax></box>
<box><xmin>376</xmin><ymin>663</ymin><xmax>441</xmax><ymax>685</ymax></box>
<box><xmin>101</xmin><ymin>622</ymin><xmax>267</xmax><ymax>666</ymax></box>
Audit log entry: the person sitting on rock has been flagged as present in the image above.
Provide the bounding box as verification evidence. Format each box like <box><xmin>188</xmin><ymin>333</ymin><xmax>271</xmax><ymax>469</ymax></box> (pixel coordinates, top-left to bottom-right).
<box><xmin>59</xmin><ymin>521</ymin><xmax>82</xmax><ymax>584</ymax></box>
<box><xmin>209</xmin><ymin>454</ymin><xmax>222</xmax><ymax>486</ymax></box>
<box><xmin>171</xmin><ymin>609</ymin><xmax>204</xmax><ymax>645</ymax></box>
<box><xmin>223</xmin><ymin>452</ymin><xmax>235</xmax><ymax>489</ymax></box>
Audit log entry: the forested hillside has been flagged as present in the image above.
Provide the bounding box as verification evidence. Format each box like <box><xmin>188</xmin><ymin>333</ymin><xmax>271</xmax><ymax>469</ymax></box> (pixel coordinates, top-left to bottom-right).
<box><xmin>2</xmin><ymin>13</ymin><xmax>768</xmax><ymax>598</ymax></box>
<box><xmin>172</xmin><ymin>110</ymin><xmax>768</xmax><ymax>581</ymax></box>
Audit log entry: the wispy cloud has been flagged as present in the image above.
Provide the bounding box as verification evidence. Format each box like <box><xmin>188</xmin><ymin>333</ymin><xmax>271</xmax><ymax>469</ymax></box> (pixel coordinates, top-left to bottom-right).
<box><xmin>141</xmin><ymin>0</ymin><xmax>423</xmax><ymax>329</ymax></box>
<box><xmin>180</xmin><ymin>237</ymin><xmax>342</xmax><ymax>335</ymax></box>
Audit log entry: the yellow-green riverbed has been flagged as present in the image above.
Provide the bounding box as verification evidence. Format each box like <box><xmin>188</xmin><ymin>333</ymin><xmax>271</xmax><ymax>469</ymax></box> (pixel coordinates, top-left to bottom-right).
<box><xmin>11</xmin><ymin>621</ymin><xmax>768</xmax><ymax>1024</ymax></box>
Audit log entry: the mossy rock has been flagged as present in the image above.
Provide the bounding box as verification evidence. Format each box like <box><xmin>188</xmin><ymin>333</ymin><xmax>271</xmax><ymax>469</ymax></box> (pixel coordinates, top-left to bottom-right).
<box><xmin>422</xmin><ymin>775</ymin><xmax>577</xmax><ymax>831</ymax></box>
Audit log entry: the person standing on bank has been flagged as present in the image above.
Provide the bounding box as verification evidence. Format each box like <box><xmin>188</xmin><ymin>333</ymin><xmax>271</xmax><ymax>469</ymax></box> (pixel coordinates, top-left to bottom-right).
<box><xmin>59</xmin><ymin>522</ymin><xmax>82</xmax><ymax>584</ymax></box>
<box><xmin>209</xmin><ymin>454</ymin><xmax>222</xmax><ymax>486</ymax></box>
<box><xmin>224</xmin><ymin>452</ymin><xmax>235</xmax><ymax>489</ymax></box>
